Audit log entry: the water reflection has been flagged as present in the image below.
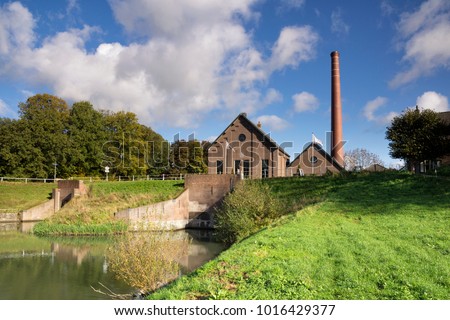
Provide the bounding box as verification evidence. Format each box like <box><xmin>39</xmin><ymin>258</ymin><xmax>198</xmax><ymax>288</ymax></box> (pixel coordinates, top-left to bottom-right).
<box><xmin>0</xmin><ymin>227</ymin><xmax>224</xmax><ymax>299</ymax></box>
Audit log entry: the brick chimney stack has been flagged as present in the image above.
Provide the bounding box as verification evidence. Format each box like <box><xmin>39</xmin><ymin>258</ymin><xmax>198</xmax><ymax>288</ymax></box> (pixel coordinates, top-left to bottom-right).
<box><xmin>330</xmin><ymin>51</ymin><xmax>344</xmax><ymax>167</ymax></box>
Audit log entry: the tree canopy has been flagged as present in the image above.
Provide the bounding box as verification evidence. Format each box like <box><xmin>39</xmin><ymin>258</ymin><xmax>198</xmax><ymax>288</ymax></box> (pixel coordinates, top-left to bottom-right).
<box><xmin>385</xmin><ymin>107</ymin><xmax>450</xmax><ymax>171</ymax></box>
<box><xmin>0</xmin><ymin>93</ymin><xmax>208</xmax><ymax>178</ymax></box>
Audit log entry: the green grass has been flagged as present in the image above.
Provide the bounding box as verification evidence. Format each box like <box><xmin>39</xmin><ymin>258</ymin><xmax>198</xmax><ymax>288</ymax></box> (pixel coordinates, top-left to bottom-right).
<box><xmin>34</xmin><ymin>180</ymin><xmax>184</xmax><ymax>235</ymax></box>
<box><xmin>149</xmin><ymin>172</ymin><xmax>450</xmax><ymax>300</ymax></box>
<box><xmin>0</xmin><ymin>182</ymin><xmax>55</xmax><ymax>211</ymax></box>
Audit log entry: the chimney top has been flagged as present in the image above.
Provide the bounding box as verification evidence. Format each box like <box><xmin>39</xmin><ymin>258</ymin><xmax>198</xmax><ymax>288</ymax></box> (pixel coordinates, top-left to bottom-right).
<box><xmin>330</xmin><ymin>51</ymin><xmax>339</xmax><ymax>57</ymax></box>
<box><xmin>257</xmin><ymin>121</ymin><xmax>262</xmax><ymax>129</ymax></box>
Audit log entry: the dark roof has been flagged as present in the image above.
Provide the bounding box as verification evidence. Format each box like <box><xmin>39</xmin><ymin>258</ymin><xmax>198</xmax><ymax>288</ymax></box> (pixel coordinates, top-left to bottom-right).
<box><xmin>438</xmin><ymin>111</ymin><xmax>450</xmax><ymax>124</ymax></box>
<box><xmin>209</xmin><ymin>113</ymin><xmax>290</xmax><ymax>157</ymax></box>
<box><xmin>287</xmin><ymin>142</ymin><xmax>344</xmax><ymax>171</ymax></box>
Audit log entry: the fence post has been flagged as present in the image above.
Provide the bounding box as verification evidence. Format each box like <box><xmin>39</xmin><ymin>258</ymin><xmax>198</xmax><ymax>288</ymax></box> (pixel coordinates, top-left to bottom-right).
<box><xmin>25</xmin><ymin>178</ymin><xmax>28</xmax><ymax>183</ymax></box>
<box><xmin>162</xmin><ymin>174</ymin><xmax>165</xmax><ymax>181</ymax></box>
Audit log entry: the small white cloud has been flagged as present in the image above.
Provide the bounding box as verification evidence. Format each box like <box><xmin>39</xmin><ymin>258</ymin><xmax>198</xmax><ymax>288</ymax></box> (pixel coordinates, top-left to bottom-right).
<box><xmin>255</xmin><ymin>115</ymin><xmax>290</xmax><ymax>132</ymax></box>
<box><xmin>380</xmin><ymin>0</ymin><xmax>394</xmax><ymax>16</ymax></box>
<box><xmin>269</xmin><ymin>25</ymin><xmax>319</xmax><ymax>72</ymax></box>
<box><xmin>0</xmin><ymin>98</ymin><xmax>14</xmax><ymax>117</ymax></box>
<box><xmin>205</xmin><ymin>135</ymin><xmax>217</xmax><ymax>142</ymax></box>
<box><xmin>331</xmin><ymin>8</ymin><xmax>349</xmax><ymax>36</ymax></box>
<box><xmin>363</xmin><ymin>96</ymin><xmax>398</xmax><ymax>125</ymax></box>
<box><xmin>263</xmin><ymin>88</ymin><xmax>283</xmax><ymax>105</ymax></box>
<box><xmin>292</xmin><ymin>91</ymin><xmax>319</xmax><ymax>112</ymax></box>
<box><xmin>21</xmin><ymin>89</ymin><xmax>35</xmax><ymax>98</ymax></box>
<box><xmin>416</xmin><ymin>91</ymin><xmax>449</xmax><ymax>112</ymax></box>
<box><xmin>277</xmin><ymin>0</ymin><xmax>305</xmax><ymax>13</ymax></box>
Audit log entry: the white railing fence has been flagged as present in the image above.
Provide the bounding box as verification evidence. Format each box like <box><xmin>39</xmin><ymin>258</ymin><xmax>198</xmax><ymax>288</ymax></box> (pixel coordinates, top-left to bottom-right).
<box><xmin>0</xmin><ymin>174</ymin><xmax>187</xmax><ymax>183</ymax></box>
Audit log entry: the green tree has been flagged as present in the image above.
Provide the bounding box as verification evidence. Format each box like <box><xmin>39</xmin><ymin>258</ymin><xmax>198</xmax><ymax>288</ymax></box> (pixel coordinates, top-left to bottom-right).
<box><xmin>169</xmin><ymin>140</ymin><xmax>207</xmax><ymax>174</ymax></box>
<box><xmin>0</xmin><ymin>118</ymin><xmax>44</xmax><ymax>177</ymax></box>
<box><xmin>386</xmin><ymin>107</ymin><xmax>450</xmax><ymax>172</ymax></box>
<box><xmin>103</xmin><ymin>111</ymin><xmax>165</xmax><ymax>177</ymax></box>
<box><xmin>67</xmin><ymin>101</ymin><xmax>107</xmax><ymax>176</ymax></box>
<box><xmin>18</xmin><ymin>94</ymin><xmax>72</xmax><ymax>178</ymax></box>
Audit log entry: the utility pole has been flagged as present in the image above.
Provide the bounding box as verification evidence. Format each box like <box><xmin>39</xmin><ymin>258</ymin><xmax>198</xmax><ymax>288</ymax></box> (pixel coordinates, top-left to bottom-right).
<box><xmin>53</xmin><ymin>162</ymin><xmax>57</xmax><ymax>181</ymax></box>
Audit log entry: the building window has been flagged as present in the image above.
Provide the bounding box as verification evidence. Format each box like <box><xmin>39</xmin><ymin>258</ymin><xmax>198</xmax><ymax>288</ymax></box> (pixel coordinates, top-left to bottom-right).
<box><xmin>238</xmin><ymin>134</ymin><xmax>246</xmax><ymax>142</ymax></box>
<box><xmin>217</xmin><ymin>160</ymin><xmax>223</xmax><ymax>174</ymax></box>
<box><xmin>262</xmin><ymin>159</ymin><xmax>269</xmax><ymax>178</ymax></box>
<box><xmin>243</xmin><ymin>160</ymin><xmax>250</xmax><ymax>178</ymax></box>
<box><xmin>310</xmin><ymin>156</ymin><xmax>318</xmax><ymax>164</ymax></box>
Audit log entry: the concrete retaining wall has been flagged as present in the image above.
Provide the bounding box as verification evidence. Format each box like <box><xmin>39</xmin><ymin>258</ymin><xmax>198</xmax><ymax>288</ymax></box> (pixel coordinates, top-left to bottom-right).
<box><xmin>115</xmin><ymin>175</ymin><xmax>241</xmax><ymax>230</ymax></box>
<box><xmin>115</xmin><ymin>189</ymin><xmax>190</xmax><ymax>230</ymax></box>
<box><xmin>0</xmin><ymin>212</ymin><xmax>19</xmax><ymax>223</ymax></box>
<box><xmin>20</xmin><ymin>199</ymin><xmax>55</xmax><ymax>222</ymax></box>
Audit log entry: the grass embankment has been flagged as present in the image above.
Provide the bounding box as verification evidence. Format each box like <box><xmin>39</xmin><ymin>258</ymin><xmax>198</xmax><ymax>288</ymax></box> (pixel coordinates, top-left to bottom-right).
<box><xmin>150</xmin><ymin>172</ymin><xmax>450</xmax><ymax>299</ymax></box>
<box><xmin>33</xmin><ymin>180</ymin><xmax>184</xmax><ymax>236</ymax></box>
<box><xmin>0</xmin><ymin>182</ymin><xmax>55</xmax><ymax>211</ymax></box>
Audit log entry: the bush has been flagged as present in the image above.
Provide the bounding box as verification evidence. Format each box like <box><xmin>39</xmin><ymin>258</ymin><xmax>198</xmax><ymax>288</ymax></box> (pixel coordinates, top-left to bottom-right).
<box><xmin>214</xmin><ymin>180</ymin><xmax>281</xmax><ymax>244</ymax></box>
<box><xmin>107</xmin><ymin>232</ymin><xmax>189</xmax><ymax>294</ymax></box>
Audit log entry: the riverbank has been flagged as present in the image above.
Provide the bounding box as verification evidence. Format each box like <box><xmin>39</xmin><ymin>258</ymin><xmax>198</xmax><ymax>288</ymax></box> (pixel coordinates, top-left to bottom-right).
<box><xmin>33</xmin><ymin>180</ymin><xmax>184</xmax><ymax>236</ymax></box>
<box><xmin>149</xmin><ymin>172</ymin><xmax>450</xmax><ymax>299</ymax></box>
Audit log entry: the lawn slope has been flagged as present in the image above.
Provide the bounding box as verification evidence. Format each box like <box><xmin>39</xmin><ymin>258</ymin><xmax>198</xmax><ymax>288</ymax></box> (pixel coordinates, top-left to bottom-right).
<box><xmin>150</xmin><ymin>173</ymin><xmax>449</xmax><ymax>299</ymax></box>
<box><xmin>33</xmin><ymin>180</ymin><xmax>184</xmax><ymax>235</ymax></box>
<box><xmin>0</xmin><ymin>182</ymin><xmax>55</xmax><ymax>211</ymax></box>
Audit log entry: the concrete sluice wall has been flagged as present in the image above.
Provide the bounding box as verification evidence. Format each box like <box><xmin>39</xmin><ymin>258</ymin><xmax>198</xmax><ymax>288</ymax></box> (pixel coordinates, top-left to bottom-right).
<box><xmin>115</xmin><ymin>174</ymin><xmax>241</xmax><ymax>230</ymax></box>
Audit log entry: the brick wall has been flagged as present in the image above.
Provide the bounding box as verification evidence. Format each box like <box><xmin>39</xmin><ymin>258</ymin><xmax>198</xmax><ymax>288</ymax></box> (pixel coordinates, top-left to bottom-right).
<box><xmin>185</xmin><ymin>174</ymin><xmax>240</xmax><ymax>207</ymax></box>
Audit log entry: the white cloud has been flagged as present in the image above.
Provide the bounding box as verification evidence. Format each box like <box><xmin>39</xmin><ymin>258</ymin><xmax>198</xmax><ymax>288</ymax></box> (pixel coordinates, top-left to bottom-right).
<box><xmin>277</xmin><ymin>0</ymin><xmax>305</xmax><ymax>13</ymax></box>
<box><xmin>380</xmin><ymin>0</ymin><xmax>394</xmax><ymax>16</ymax></box>
<box><xmin>390</xmin><ymin>0</ymin><xmax>450</xmax><ymax>87</ymax></box>
<box><xmin>255</xmin><ymin>115</ymin><xmax>290</xmax><ymax>132</ymax></box>
<box><xmin>416</xmin><ymin>91</ymin><xmax>449</xmax><ymax>112</ymax></box>
<box><xmin>0</xmin><ymin>1</ymin><xmax>320</xmax><ymax>128</ymax></box>
<box><xmin>292</xmin><ymin>91</ymin><xmax>319</xmax><ymax>112</ymax></box>
<box><xmin>0</xmin><ymin>98</ymin><xmax>14</xmax><ymax>117</ymax></box>
<box><xmin>331</xmin><ymin>8</ymin><xmax>349</xmax><ymax>36</ymax></box>
<box><xmin>269</xmin><ymin>26</ymin><xmax>319</xmax><ymax>72</ymax></box>
<box><xmin>363</xmin><ymin>96</ymin><xmax>398</xmax><ymax>125</ymax></box>
<box><xmin>0</xmin><ymin>2</ymin><xmax>35</xmax><ymax>55</ymax></box>
<box><xmin>263</xmin><ymin>88</ymin><xmax>283</xmax><ymax>105</ymax></box>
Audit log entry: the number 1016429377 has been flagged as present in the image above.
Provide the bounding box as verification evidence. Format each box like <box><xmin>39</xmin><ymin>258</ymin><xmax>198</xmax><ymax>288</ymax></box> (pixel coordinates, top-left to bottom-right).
<box><xmin>256</xmin><ymin>304</ymin><xmax>335</xmax><ymax>316</ymax></box>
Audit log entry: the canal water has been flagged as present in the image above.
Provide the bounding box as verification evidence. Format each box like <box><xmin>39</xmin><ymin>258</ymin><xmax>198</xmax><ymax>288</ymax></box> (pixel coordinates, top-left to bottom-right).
<box><xmin>0</xmin><ymin>224</ymin><xmax>224</xmax><ymax>299</ymax></box>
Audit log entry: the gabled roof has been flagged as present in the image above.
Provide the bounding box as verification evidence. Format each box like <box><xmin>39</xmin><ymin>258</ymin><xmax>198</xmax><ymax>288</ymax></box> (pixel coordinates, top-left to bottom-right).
<box><xmin>209</xmin><ymin>113</ymin><xmax>290</xmax><ymax>157</ymax></box>
<box><xmin>287</xmin><ymin>142</ymin><xmax>344</xmax><ymax>171</ymax></box>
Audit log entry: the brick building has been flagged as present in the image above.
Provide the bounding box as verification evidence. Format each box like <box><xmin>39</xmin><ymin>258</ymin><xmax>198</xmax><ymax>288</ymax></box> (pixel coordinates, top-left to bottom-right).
<box><xmin>287</xmin><ymin>142</ymin><xmax>343</xmax><ymax>176</ymax></box>
<box><xmin>207</xmin><ymin>113</ymin><xmax>290</xmax><ymax>179</ymax></box>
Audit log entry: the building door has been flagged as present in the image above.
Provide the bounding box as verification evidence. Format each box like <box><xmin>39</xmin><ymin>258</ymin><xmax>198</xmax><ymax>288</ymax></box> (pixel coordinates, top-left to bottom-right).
<box><xmin>262</xmin><ymin>159</ymin><xmax>269</xmax><ymax>178</ymax></box>
<box><xmin>217</xmin><ymin>160</ymin><xmax>223</xmax><ymax>174</ymax></box>
<box><xmin>234</xmin><ymin>160</ymin><xmax>241</xmax><ymax>175</ymax></box>
<box><xmin>243</xmin><ymin>160</ymin><xmax>250</xmax><ymax>178</ymax></box>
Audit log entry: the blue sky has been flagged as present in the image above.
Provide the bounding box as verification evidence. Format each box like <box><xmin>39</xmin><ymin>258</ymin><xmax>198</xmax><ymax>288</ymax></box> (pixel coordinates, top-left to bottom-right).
<box><xmin>1</xmin><ymin>0</ymin><xmax>449</xmax><ymax>167</ymax></box>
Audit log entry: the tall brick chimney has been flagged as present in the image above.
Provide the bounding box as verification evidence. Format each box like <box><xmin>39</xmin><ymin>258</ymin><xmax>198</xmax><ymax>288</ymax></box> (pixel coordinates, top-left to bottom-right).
<box><xmin>330</xmin><ymin>51</ymin><xmax>344</xmax><ymax>167</ymax></box>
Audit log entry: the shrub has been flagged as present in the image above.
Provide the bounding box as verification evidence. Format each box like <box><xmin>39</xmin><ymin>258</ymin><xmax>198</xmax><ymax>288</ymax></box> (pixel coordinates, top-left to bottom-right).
<box><xmin>107</xmin><ymin>232</ymin><xmax>189</xmax><ymax>294</ymax></box>
<box><xmin>214</xmin><ymin>180</ymin><xmax>281</xmax><ymax>244</ymax></box>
